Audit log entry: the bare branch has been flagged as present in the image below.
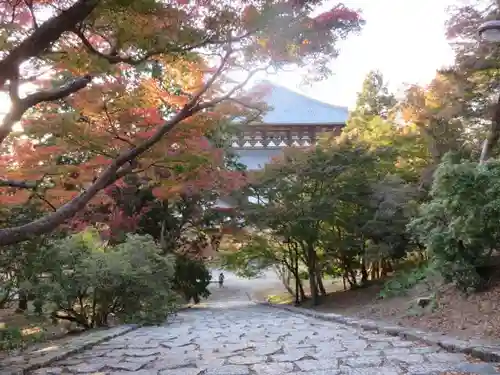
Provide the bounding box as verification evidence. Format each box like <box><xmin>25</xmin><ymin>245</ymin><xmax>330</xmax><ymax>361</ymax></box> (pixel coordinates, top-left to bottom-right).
<box><xmin>0</xmin><ymin>179</ymin><xmax>37</xmax><ymax>189</ymax></box>
<box><xmin>24</xmin><ymin>76</ymin><xmax>92</xmax><ymax>108</ymax></box>
<box><xmin>23</xmin><ymin>0</ymin><xmax>38</xmax><ymax>29</ymax></box>
<box><xmin>74</xmin><ymin>28</ymin><xmax>161</xmax><ymax>65</ymax></box>
<box><xmin>0</xmin><ymin>75</ymin><xmax>92</xmax><ymax>144</ymax></box>
<box><xmin>226</xmin><ymin>98</ymin><xmax>265</xmax><ymax>124</ymax></box>
<box><xmin>0</xmin><ymin>0</ymin><xmax>100</xmax><ymax>89</ymax></box>
<box><xmin>186</xmin><ymin>47</ymin><xmax>233</xmax><ymax>109</ymax></box>
<box><xmin>480</xmin><ymin>94</ymin><xmax>500</xmax><ymax>164</ymax></box>
<box><xmin>33</xmin><ymin>193</ymin><xmax>57</xmax><ymax>212</ymax></box>
<box><xmin>196</xmin><ymin>64</ymin><xmax>271</xmax><ymax>111</ymax></box>
<box><xmin>73</xmin><ymin>28</ymin><xmax>254</xmax><ymax>67</ymax></box>
<box><xmin>228</xmin><ymin>98</ymin><xmax>265</xmax><ymax>114</ymax></box>
<box><xmin>74</xmin><ymin>28</ymin><xmax>213</xmax><ymax>65</ymax></box>
<box><xmin>101</xmin><ymin>102</ymin><xmax>136</xmax><ymax>147</ymax></box>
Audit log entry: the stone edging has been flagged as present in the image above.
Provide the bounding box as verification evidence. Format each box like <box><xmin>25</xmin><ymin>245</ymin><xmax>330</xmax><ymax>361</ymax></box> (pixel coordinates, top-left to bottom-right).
<box><xmin>2</xmin><ymin>324</ymin><xmax>138</xmax><ymax>375</ymax></box>
<box><xmin>261</xmin><ymin>301</ymin><xmax>500</xmax><ymax>363</ymax></box>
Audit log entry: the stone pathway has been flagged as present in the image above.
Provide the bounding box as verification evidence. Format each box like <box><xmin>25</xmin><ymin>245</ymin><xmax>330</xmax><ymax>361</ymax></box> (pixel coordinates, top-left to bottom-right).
<box><xmin>29</xmin><ymin>273</ymin><xmax>500</xmax><ymax>374</ymax></box>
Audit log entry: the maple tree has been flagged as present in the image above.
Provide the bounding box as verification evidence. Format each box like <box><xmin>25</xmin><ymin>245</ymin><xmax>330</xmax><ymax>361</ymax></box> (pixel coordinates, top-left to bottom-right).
<box><xmin>0</xmin><ymin>0</ymin><xmax>363</xmax><ymax>245</ymax></box>
<box><xmin>343</xmin><ymin>70</ymin><xmax>428</xmax><ymax>184</ymax></box>
<box><xmin>70</xmin><ymin>170</ymin><xmax>237</xmax><ymax>253</ymax></box>
<box><xmin>399</xmin><ymin>73</ymin><xmax>467</xmax><ymax>164</ymax></box>
<box><xmin>229</xmin><ymin>136</ymin><xmax>416</xmax><ymax>305</ymax></box>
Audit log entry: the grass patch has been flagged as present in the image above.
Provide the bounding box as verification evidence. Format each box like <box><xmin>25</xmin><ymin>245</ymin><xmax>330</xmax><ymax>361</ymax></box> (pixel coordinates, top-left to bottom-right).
<box><xmin>267</xmin><ymin>294</ymin><xmax>294</xmax><ymax>304</ymax></box>
<box><xmin>253</xmin><ymin>278</ymin><xmax>346</xmax><ymax>304</ymax></box>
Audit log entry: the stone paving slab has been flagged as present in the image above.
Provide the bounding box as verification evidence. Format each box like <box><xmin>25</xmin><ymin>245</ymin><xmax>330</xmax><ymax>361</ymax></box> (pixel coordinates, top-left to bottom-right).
<box><xmin>263</xmin><ymin>302</ymin><xmax>500</xmax><ymax>363</ymax></box>
<box><xmin>1</xmin><ymin>324</ymin><xmax>138</xmax><ymax>375</ymax></box>
<box><xmin>23</xmin><ymin>303</ymin><xmax>500</xmax><ymax>375</ymax></box>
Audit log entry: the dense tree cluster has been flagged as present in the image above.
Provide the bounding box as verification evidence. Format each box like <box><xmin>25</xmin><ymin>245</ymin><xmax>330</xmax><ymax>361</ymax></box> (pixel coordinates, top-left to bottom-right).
<box><xmin>0</xmin><ymin>0</ymin><xmax>362</xmax><ymax>342</ymax></box>
<box><xmin>222</xmin><ymin>1</ymin><xmax>500</xmax><ymax>305</ymax></box>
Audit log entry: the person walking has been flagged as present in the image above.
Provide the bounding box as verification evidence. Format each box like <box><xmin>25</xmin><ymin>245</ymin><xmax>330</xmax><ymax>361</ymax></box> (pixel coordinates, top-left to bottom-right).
<box><xmin>218</xmin><ymin>272</ymin><xmax>225</xmax><ymax>288</ymax></box>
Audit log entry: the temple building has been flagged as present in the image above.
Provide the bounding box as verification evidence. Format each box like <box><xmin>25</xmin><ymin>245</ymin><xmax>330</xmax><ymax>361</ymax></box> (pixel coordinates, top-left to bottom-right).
<box><xmin>204</xmin><ymin>82</ymin><xmax>349</xmax><ymax>258</ymax></box>
<box><xmin>212</xmin><ymin>81</ymin><xmax>348</xmax><ymax>213</ymax></box>
<box><xmin>231</xmin><ymin>81</ymin><xmax>348</xmax><ymax>171</ymax></box>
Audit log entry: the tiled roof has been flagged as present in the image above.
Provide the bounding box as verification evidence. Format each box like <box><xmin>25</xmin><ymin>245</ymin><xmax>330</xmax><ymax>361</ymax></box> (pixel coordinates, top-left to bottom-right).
<box><xmin>255</xmin><ymin>81</ymin><xmax>348</xmax><ymax>125</ymax></box>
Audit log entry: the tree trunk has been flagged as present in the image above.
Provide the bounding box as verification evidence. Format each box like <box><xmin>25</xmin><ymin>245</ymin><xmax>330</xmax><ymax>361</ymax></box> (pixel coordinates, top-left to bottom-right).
<box><xmin>54</xmin><ymin>312</ymin><xmax>91</xmax><ymax>330</ymax></box>
<box><xmin>292</xmin><ymin>247</ymin><xmax>301</xmax><ymax>305</ymax></box>
<box><xmin>276</xmin><ymin>265</ymin><xmax>294</xmax><ymax>295</ymax></box>
<box><xmin>308</xmin><ymin>271</ymin><xmax>319</xmax><ymax>305</ymax></box>
<box><xmin>290</xmin><ymin>265</ymin><xmax>306</xmax><ymax>302</ymax></box>
<box><xmin>343</xmin><ymin>268</ymin><xmax>356</xmax><ymax>288</ymax></box>
<box><xmin>16</xmin><ymin>290</ymin><xmax>28</xmax><ymax>312</ymax></box>
<box><xmin>348</xmin><ymin>268</ymin><xmax>357</xmax><ymax>287</ymax></box>
<box><xmin>480</xmin><ymin>94</ymin><xmax>500</xmax><ymax>164</ymax></box>
<box><xmin>294</xmin><ymin>274</ymin><xmax>300</xmax><ymax>305</ymax></box>
<box><xmin>342</xmin><ymin>255</ymin><xmax>358</xmax><ymax>288</ymax></box>
<box><xmin>193</xmin><ymin>294</ymin><xmax>200</xmax><ymax>304</ymax></box>
<box><xmin>93</xmin><ymin>312</ymin><xmax>107</xmax><ymax>328</ymax></box>
<box><xmin>282</xmin><ymin>279</ymin><xmax>295</xmax><ymax>296</ymax></box>
<box><xmin>285</xmin><ymin>271</ymin><xmax>291</xmax><ymax>289</ymax></box>
<box><xmin>371</xmin><ymin>261</ymin><xmax>380</xmax><ymax>280</ymax></box>
<box><xmin>381</xmin><ymin>259</ymin><xmax>390</xmax><ymax>278</ymax></box>
<box><xmin>386</xmin><ymin>259</ymin><xmax>393</xmax><ymax>273</ymax></box>
<box><xmin>361</xmin><ymin>258</ymin><xmax>368</xmax><ymax>285</ymax></box>
<box><xmin>298</xmin><ymin>279</ymin><xmax>306</xmax><ymax>301</ymax></box>
<box><xmin>415</xmin><ymin>122</ymin><xmax>442</xmax><ymax>163</ymax></box>
<box><xmin>315</xmin><ymin>258</ymin><xmax>326</xmax><ymax>296</ymax></box>
<box><xmin>33</xmin><ymin>299</ymin><xmax>43</xmax><ymax>315</ymax></box>
<box><xmin>316</xmin><ymin>272</ymin><xmax>326</xmax><ymax>296</ymax></box>
<box><xmin>307</xmin><ymin>243</ymin><xmax>319</xmax><ymax>305</ymax></box>
<box><xmin>290</xmin><ymin>267</ymin><xmax>302</xmax><ymax>303</ymax></box>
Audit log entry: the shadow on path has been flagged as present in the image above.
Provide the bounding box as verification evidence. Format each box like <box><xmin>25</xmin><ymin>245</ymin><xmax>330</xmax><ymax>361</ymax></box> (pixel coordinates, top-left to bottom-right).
<box><xmin>25</xmin><ymin>269</ymin><xmax>500</xmax><ymax>374</ymax></box>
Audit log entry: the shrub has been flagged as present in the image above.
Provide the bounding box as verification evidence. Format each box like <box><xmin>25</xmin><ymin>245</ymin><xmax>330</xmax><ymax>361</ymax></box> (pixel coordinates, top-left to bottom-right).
<box><xmin>409</xmin><ymin>157</ymin><xmax>500</xmax><ymax>292</ymax></box>
<box><xmin>0</xmin><ymin>326</ymin><xmax>44</xmax><ymax>351</ymax></box>
<box><xmin>0</xmin><ymin>327</ymin><xmax>23</xmax><ymax>351</ymax></box>
<box><xmin>378</xmin><ymin>264</ymin><xmax>429</xmax><ymax>299</ymax></box>
<box><xmin>29</xmin><ymin>230</ymin><xmax>178</xmax><ymax>328</ymax></box>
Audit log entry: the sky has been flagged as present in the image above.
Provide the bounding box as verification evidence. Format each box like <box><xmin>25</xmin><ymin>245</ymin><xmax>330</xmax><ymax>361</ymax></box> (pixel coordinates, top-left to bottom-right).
<box><xmin>1</xmin><ymin>0</ymin><xmax>458</xmax><ymax>118</ymax></box>
<box><xmin>267</xmin><ymin>0</ymin><xmax>457</xmax><ymax>110</ymax></box>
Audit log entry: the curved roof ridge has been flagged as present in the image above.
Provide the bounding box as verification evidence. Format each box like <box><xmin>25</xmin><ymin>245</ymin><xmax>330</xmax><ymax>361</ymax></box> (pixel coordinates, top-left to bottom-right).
<box><xmin>250</xmin><ymin>80</ymin><xmax>348</xmax><ymax>125</ymax></box>
<box><xmin>259</xmin><ymin>80</ymin><xmax>347</xmax><ymax>111</ymax></box>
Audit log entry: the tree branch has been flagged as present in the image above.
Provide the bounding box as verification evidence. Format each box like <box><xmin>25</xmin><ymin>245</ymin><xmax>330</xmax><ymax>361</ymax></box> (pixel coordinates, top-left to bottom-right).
<box><xmin>0</xmin><ymin>179</ymin><xmax>37</xmax><ymax>189</ymax></box>
<box><xmin>0</xmin><ymin>50</ymin><xmax>235</xmax><ymax>246</ymax></box>
<box><xmin>73</xmin><ymin>28</ymin><xmax>254</xmax><ymax>67</ymax></box>
<box><xmin>74</xmin><ymin>28</ymin><xmax>162</xmax><ymax>65</ymax></box>
<box><xmin>480</xmin><ymin>94</ymin><xmax>500</xmax><ymax>164</ymax></box>
<box><xmin>74</xmin><ymin>28</ymin><xmax>212</xmax><ymax>65</ymax></box>
<box><xmin>195</xmin><ymin>64</ymin><xmax>271</xmax><ymax>111</ymax></box>
<box><xmin>227</xmin><ymin>98</ymin><xmax>266</xmax><ymax>123</ymax></box>
<box><xmin>33</xmin><ymin>192</ymin><xmax>57</xmax><ymax>212</ymax></box>
<box><xmin>23</xmin><ymin>0</ymin><xmax>38</xmax><ymax>29</ymax></box>
<box><xmin>0</xmin><ymin>0</ymin><xmax>100</xmax><ymax>89</ymax></box>
<box><xmin>0</xmin><ymin>75</ymin><xmax>92</xmax><ymax>144</ymax></box>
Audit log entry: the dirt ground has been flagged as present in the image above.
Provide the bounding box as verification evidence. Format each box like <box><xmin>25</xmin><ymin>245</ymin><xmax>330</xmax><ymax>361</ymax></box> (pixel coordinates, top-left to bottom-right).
<box><xmin>0</xmin><ymin>298</ymin><xmax>132</xmax><ymax>359</ymax></box>
<box><xmin>0</xmin><ymin>305</ymin><xmax>85</xmax><ymax>360</ymax></box>
<box><xmin>257</xmin><ymin>277</ymin><xmax>500</xmax><ymax>343</ymax></box>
